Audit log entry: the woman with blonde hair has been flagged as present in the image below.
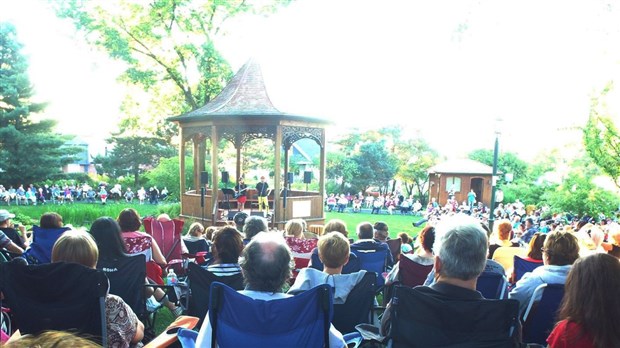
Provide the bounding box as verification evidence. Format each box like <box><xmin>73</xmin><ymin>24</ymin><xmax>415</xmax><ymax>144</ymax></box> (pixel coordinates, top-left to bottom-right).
<box><xmin>52</xmin><ymin>230</ymin><xmax>144</xmax><ymax>348</ymax></box>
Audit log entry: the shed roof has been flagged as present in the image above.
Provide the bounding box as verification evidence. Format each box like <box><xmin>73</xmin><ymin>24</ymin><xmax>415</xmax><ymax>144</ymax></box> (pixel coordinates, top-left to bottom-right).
<box><xmin>428</xmin><ymin>159</ymin><xmax>496</xmax><ymax>175</ymax></box>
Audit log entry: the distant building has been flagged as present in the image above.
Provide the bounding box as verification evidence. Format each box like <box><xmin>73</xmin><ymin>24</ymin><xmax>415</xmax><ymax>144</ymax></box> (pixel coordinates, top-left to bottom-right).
<box><xmin>428</xmin><ymin>159</ymin><xmax>496</xmax><ymax>207</ymax></box>
<box><xmin>62</xmin><ymin>138</ymin><xmax>97</xmax><ymax>175</ymax></box>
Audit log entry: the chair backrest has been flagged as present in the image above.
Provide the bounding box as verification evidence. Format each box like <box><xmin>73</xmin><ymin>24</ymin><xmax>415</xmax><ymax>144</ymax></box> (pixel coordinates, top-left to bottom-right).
<box><xmin>386</xmin><ymin>239</ymin><xmax>402</xmax><ymax>263</ymax></box>
<box><xmin>184</xmin><ymin>238</ymin><xmax>210</xmax><ymax>256</ymax></box>
<box><xmin>513</xmin><ymin>255</ymin><xmax>543</xmax><ymax>283</ymax></box>
<box><xmin>310</xmin><ymin>251</ymin><xmax>361</xmax><ymax>275</ymax></box>
<box><xmin>399</xmin><ymin>255</ymin><xmax>434</xmax><ymax>288</ymax></box>
<box><xmin>389</xmin><ymin>285</ymin><xmax>520</xmax><ymax>348</ymax></box>
<box><xmin>186</xmin><ymin>263</ymin><xmax>244</xmax><ymax>329</ymax></box>
<box><xmin>143</xmin><ymin>217</ymin><xmax>185</xmax><ymax>262</ymax></box>
<box><xmin>333</xmin><ymin>271</ymin><xmax>376</xmax><ymax>334</ymax></box>
<box><xmin>0</xmin><ymin>261</ymin><xmax>108</xmax><ymax>346</ymax></box>
<box><xmin>22</xmin><ymin>226</ymin><xmax>71</xmax><ymax>264</ymax></box>
<box><xmin>209</xmin><ymin>282</ymin><xmax>333</xmax><ymax>348</ymax></box>
<box><xmin>351</xmin><ymin>248</ymin><xmax>389</xmax><ymax>289</ymax></box>
<box><xmin>476</xmin><ymin>271</ymin><xmax>508</xmax><ymax>299</ymax></box>
<box><xmin>522</xmin><ymin>283</ymin><xmax>565</xmax><ymax>345</ymax></box>
<box><xmin>97</xmin><ymin>254</ymin><xmax>147</xmax><ymax>317</ymax></box>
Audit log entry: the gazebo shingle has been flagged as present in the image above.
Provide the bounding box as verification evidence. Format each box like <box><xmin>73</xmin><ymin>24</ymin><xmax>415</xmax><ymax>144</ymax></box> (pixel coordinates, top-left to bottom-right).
<box><xmin>171</xmin><ymin>58</ymin><xmax>282</xmax><ymax>119</ymax></box>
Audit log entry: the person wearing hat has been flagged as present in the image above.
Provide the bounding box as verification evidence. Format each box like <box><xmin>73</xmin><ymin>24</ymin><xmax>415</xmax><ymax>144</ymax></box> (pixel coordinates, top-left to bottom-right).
<box><xmin>0</xmin><ymin>209</ymin><xmax>26</xmax><ymax>257</ymax></box>
<box><xmin>233</xmin><ymin>211</ymin><xmax>248</xmax><ymax>233</ymax></box>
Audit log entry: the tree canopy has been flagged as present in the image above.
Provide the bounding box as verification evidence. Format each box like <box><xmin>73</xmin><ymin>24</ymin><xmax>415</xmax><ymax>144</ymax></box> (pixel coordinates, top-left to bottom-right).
<box><xmin>0</xmin><ymin>22</ymin><xmax>79</xmax><ymax>186</ymax></box>
<box><xmin>55</xmin><ymin>0</ymin><xmax>293</xmax><ymax>138</ymax></box>
<box><xmin>583</xmin><ymin>82</ymin><xmax>620</xmax><ymax>188</ymax></box>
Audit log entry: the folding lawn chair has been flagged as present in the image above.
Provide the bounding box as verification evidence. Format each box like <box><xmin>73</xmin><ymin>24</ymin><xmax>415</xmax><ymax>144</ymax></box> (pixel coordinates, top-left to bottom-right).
<box><xmin>0</xmin><ymin>261</ymin><xmax>108</xmax><ymax>346</ymax></box>
<box><xmin>144</xmin><ymin>216</ymin><xmax>186</xmax><ymax>274</ymax></box>
<box><xmin>387</xmin><ymin>285</ymin><xmax>520</xmax><ymax>348</ymax></box>
<box><xmin>186</xmin><ymin>262</ymin><xmax>244</xmax><ymax>330</ymax></box>
<box><xmin>513</xmin><ymin>255</ymin><xmax>543</xmax><ymax>283</ymax></box>
<box><xmin>351</xmin><ymin>248</ymin><xmax>390</xmax><ymax>291</ymax></box>
<box><xmin>22</xmin><ymin>225</ymin><xmax>71</xmax><ymax>264</ymax></box>
<box><xmin>522</xmin><ymin>283</ymin><xmax>565</xmax><ymax>345</ymax></box>
<box><xmin>97</xmin><ymin>254</ymin><xmax>148</xmax><ymax>322</ymax></box>
<box><xmin>332</xmin><ymin>271</ymin><xmax>377</xmax><ymax>333</ymax></box>
<box><xmin>208</xmin><ymin>282</ymin><xmax>334</xmax><ymax>348</ymax></box>
<box><xmin>476</xmin><ymin>271</ymin><xmax>509</xmax><ymax>299</ymax></box>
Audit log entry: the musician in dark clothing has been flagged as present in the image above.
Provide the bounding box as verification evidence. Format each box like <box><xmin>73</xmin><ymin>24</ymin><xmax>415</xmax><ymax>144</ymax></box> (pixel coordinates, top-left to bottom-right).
<box><xmin>255</xmin><ymin>176</ymin><xmax>270</xmax><ymax>216</ymax></box>
<box><xmin>235</xmin><ymin>177</ymin><xmax>248</xmax><ymax>211</ymax></box>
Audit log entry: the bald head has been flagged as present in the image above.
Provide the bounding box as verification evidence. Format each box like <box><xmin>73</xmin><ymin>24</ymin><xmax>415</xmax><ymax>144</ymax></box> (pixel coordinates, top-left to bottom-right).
<box><xmin>240</xmin><ymin>232</ymin><xmax>292</xmax><ymax>292</ymax></box>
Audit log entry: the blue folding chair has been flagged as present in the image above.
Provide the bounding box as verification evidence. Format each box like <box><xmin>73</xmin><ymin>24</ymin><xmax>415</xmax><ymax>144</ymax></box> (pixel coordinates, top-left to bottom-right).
<box><xmin>476</xmin><ymin>271</ymin><xmax>508</xmax><ymax>299</ymax></box>
<box><xmin>22</xmin><ymin>226</ymin><xmax>71</xmax><ymax>264</ymax></box>
<box><xmin>350</xmin><ymin>248</ymin><xmax>389</xmax><ymax>291</ymax></box>
<box><xmin>522</xmin><ymin>283</ymin><xmax>565</xmax><ymax>345</ymax></box>
<box><xmin>178</xmin><ymin>328</ymin><xmax>198</xmax><ymax>348</ymax></box>
<box><xmin>209</xmin><ymin>282</ymin><xmax>334</xmax><ymax>348</ymax></box>
<box><xmin>513</xmin><ymin>255</ymin><xmax>543</xmax><ymax>283</ymax></box>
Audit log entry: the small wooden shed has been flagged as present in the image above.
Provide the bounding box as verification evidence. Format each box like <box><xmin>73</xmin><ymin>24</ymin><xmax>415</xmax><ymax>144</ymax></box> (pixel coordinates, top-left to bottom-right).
<box><xmin>428</xmin><ymin>159</ymin><xmax>495</xmax><ymax>208</ymax></box>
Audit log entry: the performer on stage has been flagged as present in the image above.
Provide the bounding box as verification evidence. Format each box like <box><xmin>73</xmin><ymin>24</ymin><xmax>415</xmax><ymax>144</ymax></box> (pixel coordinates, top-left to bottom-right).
<box><xmin>255</xmin><ymin>176</ymin><xmax>270</xmax><ymax>216</ymax></box>
<box><xmin>235</xmin><ymin>177</ymin><xmax>248</xmax><ymax>211</ymax></box>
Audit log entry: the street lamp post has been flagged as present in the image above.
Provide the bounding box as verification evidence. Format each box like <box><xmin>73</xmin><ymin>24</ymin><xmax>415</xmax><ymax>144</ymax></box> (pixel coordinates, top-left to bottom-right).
<box><xmin>488</xmin><ymin>121</ymin><xmax>501</xmax><ymax>233</ymax></box>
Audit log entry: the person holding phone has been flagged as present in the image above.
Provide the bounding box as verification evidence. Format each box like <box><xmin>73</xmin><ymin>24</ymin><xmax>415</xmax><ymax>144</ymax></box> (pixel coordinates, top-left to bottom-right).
<box><xmin>0</xmin><ymin>209</ymin><xmax>26</xmax><ymax>257</ymax></box>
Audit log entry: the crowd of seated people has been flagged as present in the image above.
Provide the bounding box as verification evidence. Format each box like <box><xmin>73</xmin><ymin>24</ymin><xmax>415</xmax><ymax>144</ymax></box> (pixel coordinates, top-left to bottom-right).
<box><xmin>2</xmin><ymin>203</ymin><xmax>620</xmax><ymax>347</ymax></box>
<box><xmin>0</xmin><ymin>182</ymin><xmax>170</xmax><ymax>206</ymax></box>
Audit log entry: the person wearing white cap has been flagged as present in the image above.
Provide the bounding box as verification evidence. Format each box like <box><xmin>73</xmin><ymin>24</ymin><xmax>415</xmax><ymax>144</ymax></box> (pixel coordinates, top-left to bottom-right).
<box><xmin>0</xmin><ymin>209</ymin><xmax>25</xmax><ymax>257</ymax></box>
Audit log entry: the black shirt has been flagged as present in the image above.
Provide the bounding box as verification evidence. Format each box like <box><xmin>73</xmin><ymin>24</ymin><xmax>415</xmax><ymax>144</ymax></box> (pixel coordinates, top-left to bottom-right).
<box><xmin>255</xmin><ymin>182</ymin><xmax>269</xmax><ymax>197</ymax></box>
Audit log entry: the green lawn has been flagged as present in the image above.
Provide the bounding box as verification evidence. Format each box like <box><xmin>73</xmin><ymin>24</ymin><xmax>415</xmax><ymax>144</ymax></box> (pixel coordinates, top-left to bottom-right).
<box><xmin>324</xmin><ymin>210</ymin><xmax>424</xmax><ymax>240</ymax></box>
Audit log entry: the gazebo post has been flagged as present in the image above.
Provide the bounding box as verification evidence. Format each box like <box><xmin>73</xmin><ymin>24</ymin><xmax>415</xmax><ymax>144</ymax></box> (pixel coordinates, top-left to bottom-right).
<box><xmin>284</xmin><ymin>145</ymin><xmax>290</xmax><ymax>189</ymax></box>
<box><xmin>236</xmin><ymin>145</ymin><xmax>242</xmax><ymax>183</ymax></box>
<box><xmin>210</xmin><ymin>127</ymin><xmax>219</xmax><ymax>224</ymax></box>
<box><xmin>319</xmin><ymin>128</ymin><xmax>327</xmax><ymax>214</ymax></box>
<box><xmin>179</xmin><ymin>128</ymin><xmax>186</xmax><ymax>194</ymax></box>
<box><xmin>273</xmin><ymin>126</ymin><xmax>282</xmax><ymax>228</ymax></box>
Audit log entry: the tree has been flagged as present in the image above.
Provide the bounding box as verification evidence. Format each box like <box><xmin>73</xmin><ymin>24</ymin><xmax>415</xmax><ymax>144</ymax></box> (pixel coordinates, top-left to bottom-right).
<box><xmin>583</xmin><ymin>82</ymin><xmax>620</xmax><ymax>188</ymax></box>
<box><xmin>94</xmin><ymin>135</ymin><xmax>176</xmax><ymax>186</ymax></box>
<box><xmin>394</xmin><ymin>138</ymin><xmax>439</xmax><ymax>205</ymax></box>
<box><xmin>468</xmin><ymin>149</ymin><xmax>529</xmax><ymax>184</ymax></box>
<box><xmin>55</xmin><ymin>0</ymin><xmax>293</xmax><ymax>137</ymax></box>
<box><xmin>143</xmin><ymin>156</ymin><xmax>193</xmax><ymax>200</ymax></box>
<box><xmin>351</xmin><ymin>141</ymin><xmax>398</xmax><ymax>193</ymax></box>
<box><xmin>0</xmin><ymin>22</ymin><xmax>79</xmax><ymax>185</ymax></box>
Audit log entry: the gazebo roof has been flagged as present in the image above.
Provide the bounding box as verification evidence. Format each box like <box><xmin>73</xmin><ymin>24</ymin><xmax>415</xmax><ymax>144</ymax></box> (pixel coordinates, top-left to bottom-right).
<box><xmin>428</xmin><ymin>159</ymin><xmax>496</xmax><ymax>175</ymax></box>
<box><xmin>169</xmin><ymin>58</ymin><xmax>329</xmax><ymax>125</ymax></box>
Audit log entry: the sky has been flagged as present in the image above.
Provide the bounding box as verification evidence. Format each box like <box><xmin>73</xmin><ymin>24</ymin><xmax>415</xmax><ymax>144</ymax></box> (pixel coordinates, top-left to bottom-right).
<box><xmin>2</xmin><ymin>0</ymin><xmax>620</xmax><ymax>161</ymax></box>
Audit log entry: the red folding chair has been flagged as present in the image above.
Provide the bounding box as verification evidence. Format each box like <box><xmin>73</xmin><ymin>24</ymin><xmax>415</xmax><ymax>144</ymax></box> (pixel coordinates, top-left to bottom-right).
<box><xmin>144</xmin><ymin>217</ymin><xmax>186</xmax><ymax>275</ymax></box>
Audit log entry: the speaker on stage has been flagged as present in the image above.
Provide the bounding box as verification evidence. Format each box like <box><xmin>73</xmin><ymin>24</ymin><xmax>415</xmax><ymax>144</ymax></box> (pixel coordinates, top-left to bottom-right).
<box><xmin>221</xmin><ymin>171</ymin><xmax>229</xmax><ymax>184</ymax></box>
<box><xmin>303</xmin><ymin>171</ymin><xmax>312</xmax><ymax>184</ymax></box>
<box><xmin>227</xmin><ymin>211</ymin><xmax>237</xmax><ymax>221</ymax></box>
<box><xmin>200</xmin><ymin>171</ymin><xmax>209</xmax><ymax>185</ymax></box>
<box><xmin>287</xmin><ymin>172</ymin><xmax>294</xmax><ymax>183</ymax></box>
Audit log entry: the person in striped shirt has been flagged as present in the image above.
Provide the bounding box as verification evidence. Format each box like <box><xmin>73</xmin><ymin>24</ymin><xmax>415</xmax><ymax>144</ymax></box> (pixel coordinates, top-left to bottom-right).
<box><xmin>205</xmin><ymin>226</ymin><xmax>243</xmax><ymax>276</ymax></box>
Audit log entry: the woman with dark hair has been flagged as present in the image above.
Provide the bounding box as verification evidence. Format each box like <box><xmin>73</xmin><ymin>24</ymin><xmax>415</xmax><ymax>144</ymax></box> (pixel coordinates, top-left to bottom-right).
<box><xmin>547</xmin><ymin>253</ymin><xmax>620</xmax><ymax>347</ymax></box>
<box><xmin>524</xmin><ymin>233</ymin><xmax>547</xmax><ymax>261</ymax></box>
<box><xmin>117</xmin><ymin>208</ymin><xmax>167</xmax><ymax>266</ymax></box>
<box><xmin>40</xmin><ymin>212</ymin><xmax>63</xmax><ymax>229</ymax></box>
<box><xmin>205</xmin><ymin>226</ymin><xmax>244</xmax><ymax>277</ymax></box>
<box><xmin>385</xmin><ymin>226</ymin><xmax>435</xmax><ymax>286</ymax></box>
<box><xmin>90</xmin><ymin>217</ymin><xmax>182</xmax><ymax>317</ymax></box>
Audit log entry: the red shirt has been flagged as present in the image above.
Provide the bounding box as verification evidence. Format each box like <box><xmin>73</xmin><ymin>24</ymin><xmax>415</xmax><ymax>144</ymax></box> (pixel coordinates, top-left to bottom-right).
<box><xmin>547</xmin><ymin>320</ymin><xmax>594</xmax><ymax>348</ymax></box>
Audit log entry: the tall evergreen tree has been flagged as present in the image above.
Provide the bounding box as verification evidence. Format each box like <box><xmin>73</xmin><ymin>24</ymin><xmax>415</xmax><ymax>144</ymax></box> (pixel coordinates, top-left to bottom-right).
<box><xmin>0</xmin><ymin>22</ymin><xmax>79</xmax><ymax>185</ymax></box>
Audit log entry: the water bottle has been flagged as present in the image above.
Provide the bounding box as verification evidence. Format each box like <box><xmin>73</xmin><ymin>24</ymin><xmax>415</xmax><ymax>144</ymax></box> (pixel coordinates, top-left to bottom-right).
<box><xmin>166</xmin><ymin>269</ymin><xmax>178</xmax><ymax>285</ymax></box>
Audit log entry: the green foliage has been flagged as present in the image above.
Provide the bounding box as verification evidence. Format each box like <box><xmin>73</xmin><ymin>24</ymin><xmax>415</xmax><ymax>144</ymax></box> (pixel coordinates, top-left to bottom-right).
<box><xmin>583</xmin><ymin>82</ymin><xmax>620</xmax><ymax>188</ymax></box>
<box><xmin>0</xmin><ymin>22</ymin><xmax>81</xmax><ymax>186</ymax></box>
<box><xmin>8</xmin><ymin>203</ymin><xmax>175</xmax><ymax>230</ymax></box>
<box><xmin>143</xmin><ymin>156</ymin><xmax>194</xmax><ymax>200</ymax></box>
<box><xmin>54</xmin><ymin>0</ymin><xmax>293</xmax><ymax>137</ymax></box>
<box><xmin>394</xmin><ymin>138</ymin><xmax>439</xmax><ymax>205</ymax></box>
<box><xmin>543</xmin><ymin>171</ymin><xmax>620</xmax><ymax>217</ymax></box>
<box><xmin>351</xmin><ymin>141</ymin><xmax>398</xmax><ymax>192</ymax></box>
<box><xmin>94</xmin><ymin>135</ymin><xmax>176</xmax><ymax>186</ymax></box>
<box><xmin>468</xmin><ymin>149</ymin><xmax>530</xmax><ymax>184</ymax></box>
